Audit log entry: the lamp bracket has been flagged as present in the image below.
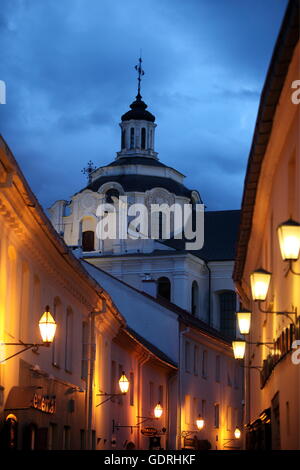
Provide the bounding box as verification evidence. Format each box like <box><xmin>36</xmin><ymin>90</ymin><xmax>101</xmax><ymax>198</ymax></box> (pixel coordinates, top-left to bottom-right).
<box><xmin>96</xmin><ymin>392</ymin><xmax>126</xmax><ymax>407</ymax></box>
<box><xmin>258</xmin><ymin>301</ymin><xmax>297</xmax><ymax>324</ymax></box>
<box><xmin>285</xmin><ymin>260</ymin><xmax>300</xmax><ymax>277</ymax></box>
<box><xmin>0</xmin><ymin>341</ymin><xmax>49</xmax><ymax>363</ymax></box>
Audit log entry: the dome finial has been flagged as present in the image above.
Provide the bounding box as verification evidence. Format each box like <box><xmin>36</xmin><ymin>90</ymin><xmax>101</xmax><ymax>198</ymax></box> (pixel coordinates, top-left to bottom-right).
<box><xmin>134</xmin><ymin>54</ymin><xmax>144</xmax><ymax>98</ymax></box>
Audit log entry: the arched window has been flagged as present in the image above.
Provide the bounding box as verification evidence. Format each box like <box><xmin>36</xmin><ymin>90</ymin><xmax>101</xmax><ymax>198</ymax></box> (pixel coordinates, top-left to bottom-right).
<box><xmin>80</xmin><ymin>216</ymin><xmax>96</xmax><ymax>252</ymax></box>
<box><xmin>121</xmin><ymin>129</ymin><xmax>126</xmax><ymax>149</ymax></box>
<box><xmin>141</xmin><ymin>127</ymin><xmax>146</xmax><ymax>149</ymax></box>
<box><xmin>157</xmin><ymin>277</ymin><xmax>171</xmax><ymax>302</ymax></box>
<box><xmin>82</xmin><ymin>231</ymin><xmax>94</xmax><ymax>252</ymax></box>
<box><xmin>105</xmin><ymin>188</ymin><xmax>119</xmax><ymax>204</ymax></box>
<box><xmin>191</xmin><ymin>281</ymin><xmax>199</xmax><ymax>316</ymax></box>
<box><xmin>65</xmin><ymin>307</ymin><xmax>73</xmax><ymax>372</ymax></box>
<box><xmin>219</xmin><ymin>291</ymin><xmax>236</xmax><ymax>339</ymax></box>
<box><xmin>52</xmin><ymin>297</ymin><xmax>61</xmax><ymax>367</ymax></box>
<box><xmin>130</xmin><ymin>128</ymin><xmax>135</xmax><ymax>149</ymax></box>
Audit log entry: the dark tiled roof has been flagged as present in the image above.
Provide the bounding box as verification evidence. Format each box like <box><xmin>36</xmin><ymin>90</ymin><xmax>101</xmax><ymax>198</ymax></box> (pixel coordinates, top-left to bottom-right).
<box><xmin>121</xmin><ymin>93</ymin><xmax>155</xmax><ymax>122</ymax></box>
<box><xmin>233</xmin><ymin>0</ymin><xmax>299</xmax><ymax>282</ymax></box>
<box><xmin>104</xmin><ymin>157</ymin><xmax>170</xmax><ymax>168</ymax></box>
<box><xmin>125</xmin><ymin>327</ymin><xmax>178</xmax><ymax>368</ymax></box>
<box><xmin>82</xmin><ymin>174</ymin><xmax>193</xmax><ymax>198</ymax></box>
<box><xmin>163</xmin><ymin>210</ymin><xmax>240</xmax><ymax>261</ymax></box>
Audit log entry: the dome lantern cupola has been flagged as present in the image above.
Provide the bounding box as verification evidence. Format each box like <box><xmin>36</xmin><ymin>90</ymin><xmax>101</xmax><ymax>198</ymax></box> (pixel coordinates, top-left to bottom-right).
<box><xmin>117</xmin><ymin>57</ymin><xmax>158</xmax><ymax>160</ymax></box>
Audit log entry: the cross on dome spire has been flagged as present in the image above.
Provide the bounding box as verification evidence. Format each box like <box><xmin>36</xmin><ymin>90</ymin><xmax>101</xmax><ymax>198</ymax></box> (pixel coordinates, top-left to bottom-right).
<box><xmin>134</xmin><ymin>56</ymin><xmax>144</xmax><ymax>96</ymax></box>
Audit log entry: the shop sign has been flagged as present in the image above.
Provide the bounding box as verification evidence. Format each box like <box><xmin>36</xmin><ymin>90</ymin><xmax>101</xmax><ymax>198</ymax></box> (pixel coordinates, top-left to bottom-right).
<box><xmin>141</xmin><ymin>426</ymin><xmax>157</xmax><ymax>437</ymax></box>
<box><xmin>32</xmin><ymin>393</ymin><xmax>56</xmax><ymax>414</ymax></box>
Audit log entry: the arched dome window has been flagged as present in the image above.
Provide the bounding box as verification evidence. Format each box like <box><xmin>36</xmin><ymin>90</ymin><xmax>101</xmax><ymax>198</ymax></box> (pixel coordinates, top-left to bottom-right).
<box><xmin>130</xmin><ymin>128</ymin><xmax>135</xmax><ymax>149</ymax></box>
<box><xmin>121</xmin><ymin>129</ymin><xmax>126</xmax><ymax>150</ymax></box>
<box><xmin>141</xmin><ymin>127</ymin><xmax>146</xmax><ymax>149</ymax></box>
<box><xmin>191</xmin><ymin>281</ymin><xmax>199</xmax><ymax>316</ymax></box>
<box><xmin>105</xmin><ymin>188</ymin><xmax>119</xmax><ymax>204</ymax></box>
<box><xmin>157</xmin><ymin>277</ymin><xmax>171</xmax><ymax>302</ymax></box>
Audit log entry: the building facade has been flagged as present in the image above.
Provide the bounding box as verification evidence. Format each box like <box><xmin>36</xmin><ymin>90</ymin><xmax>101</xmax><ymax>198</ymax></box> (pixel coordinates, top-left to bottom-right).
<box><xmin>0</xmin><ymin>135</ymin><xmax>176</xmax><ymax>450</ymax></box>
<box><xmin>233</xmin><ymin>0</ymin><xmax>300</xmax><ymax>450</ymax></box>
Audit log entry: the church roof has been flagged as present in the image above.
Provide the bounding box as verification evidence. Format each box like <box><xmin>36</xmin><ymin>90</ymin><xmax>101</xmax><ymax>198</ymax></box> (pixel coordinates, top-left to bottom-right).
<box><xmin>163</xmin><ymin>210</ymin><xmax>240</xmax><ymax>261</ymax></box>
<box><xmin>82</xmin><ymin>173</ymin><xmax>194</xmax><ymax>198</ymax></box>
<box><xmin>105</xmin><ymin>156</ymin><xmax>168</xmax><ymax>168</ymax></box>
<box><xmin>121</xmin><ymin>92</ymin><xmax>155</xmax><ymax>122</ymax></box>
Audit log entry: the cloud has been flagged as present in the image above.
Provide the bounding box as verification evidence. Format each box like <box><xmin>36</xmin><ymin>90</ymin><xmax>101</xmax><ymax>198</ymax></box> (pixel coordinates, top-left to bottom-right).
<box><xmin>0</xmin><ymin>0</ymin><xmax>288</xmax><ymax>210</ymax></box>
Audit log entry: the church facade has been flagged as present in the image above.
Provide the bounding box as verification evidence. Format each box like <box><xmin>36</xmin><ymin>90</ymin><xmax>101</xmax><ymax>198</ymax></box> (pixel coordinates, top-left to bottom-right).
<box><xmin>49</xmin><ymin>75</ymin><xmax>244</xmax><ymax>449</ymax></box>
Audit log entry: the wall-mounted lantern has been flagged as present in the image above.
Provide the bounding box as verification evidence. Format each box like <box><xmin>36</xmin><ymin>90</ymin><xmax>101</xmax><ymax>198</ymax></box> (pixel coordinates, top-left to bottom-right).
<box><xmin>237</xmin><ymin>312</ymin><xmax>251</xmax><ymax>335</ymax></box>
<box><xmin>277</xmin><ymin>219</ymin><xmax>300</xmax><ymax>275</ymax></box>
<box><xmin>1</xmin><ymin>306</ymin><xmax>57</xmax><ymax>363</ymax></box>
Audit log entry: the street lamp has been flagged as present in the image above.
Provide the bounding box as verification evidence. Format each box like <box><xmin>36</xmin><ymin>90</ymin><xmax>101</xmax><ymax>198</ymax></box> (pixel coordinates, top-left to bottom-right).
<box><xmin>234</xmin><ymin>426</ymin><xmax>241</xmax><ymax>439</ymax></box>
<box><xmin>237</xmin><ymin>311</ymin><xmax>251</xmax><ymax>335</ymax></box>
<box><xmin>232</xmin><ymin>341</ymin><xmax>246</xmax><ymax>360</ymax></box>
<box><xmin>250</xmin><ymin>268</ymin><xmax>271</xmax><ymax>301</ymax></box>
<box><xmin>0</xmin><ymin>306</ymin><xmax>57</xmax><ymax>363</ymax></box>
<box><xmin>118</xmin><ymin>372</ymin><xmax>129</xmax><ymax>394</ymax></box>
<box><xmin>96</xmin><ymin>372</ymin><xmax>130</xmax><ymax>406</ymax></box>
<box><xmin>277</xmin><ymin>219</ymin><xmax>300</xmax><ymax>275</ymax></box>
<box><xmin>154</xmin><ymin>402</ymin><xmax>163</xmax><ymax>418</ymax></box>
<box><xmin>277</xmin><ymin>219</ymin><xmax>300</xmax><ymax>261</ymax></box>
<box><xmin>224</xmin><ymin>427</ymin><xmax>242</xmax><ymax>449</ymax></box>
<box><xmin>196</xmin><ymin>415</ymin><xmax>205</xmax><ymax>430</ymax></box>
<box><xmin>39</xmin><ymin>306</ymin><xmax>57</xmax><ymax>343</ymax></box>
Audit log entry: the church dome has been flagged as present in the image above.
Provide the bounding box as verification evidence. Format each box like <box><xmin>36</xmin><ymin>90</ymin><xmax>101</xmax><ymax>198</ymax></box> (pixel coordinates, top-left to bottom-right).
<box><xmin>121</xmin><ymin>92</ymin><xmax>155</xmax><ymax>122</ymax></box>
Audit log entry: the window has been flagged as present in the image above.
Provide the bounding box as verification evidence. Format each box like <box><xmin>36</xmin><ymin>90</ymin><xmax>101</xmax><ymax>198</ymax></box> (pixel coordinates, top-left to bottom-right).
<box><xmin>52</xmin><ymin>298</ymin><xmax>61</xmax><ymax>367</ymax></box>
<box><xmin>121</xmin><ymin>129</ymin><xmax>126</xmax><ymax>149</ymax></box>
<box><xmin>227</xmin><ymin>361</ymin><xmax>232</xmax><ymax>387</ymax></box>
<box><xmin>191</xmin><ymin>281</ymin><xmax>199</xmax><ymax>316</ymax></box>
<box><xmin>65</xmin><ymin>308</ymin><xmax>73</xmax><ymax>372</ymax></box>
<box><xmin>149</xmin><ymin>382</ymin><xmax>154</xmax><ymax>411</ymax></box>
<box><xmin>215</xmin><ymin>355</ymin><xmax>220</xmax><ymax>382</ymax></box>
<box><xmin>202</xmin><ymin>350</ymin><xmax>207</xmax><ymax>378</ymax></box>
<box><xmin>158</xmin><ymin>385</ymin><xmax>163</xmax><ymax>406</ymax></box>
<box><xmin>227</xmin><ymin>406</ymin><xmax>232</xmax><ymax>431</ymax></box>
<box><xmin>185</xmin><ymin>341</ymin><xmax>191</xmax><ymax>373</ymax></box>
<box><xmin>214</xmin><ymin>404</ymin><xmax>220</xmax><ymax>428</ymax></box>
<box><xmin>234</xmin><ymin>363</ymin><xmax>239</xmax><ymax>389</ymax></box>
<box><xmin>82</xmin><ymin>230</ymin><xmax>94</xmax><ymax>252</ymax></box>
<box><xmin>193</xmin><ymin>345</ymin><xmax>199</xmax><ymax>375</ymax></box>
<box><xmin>19</xmin><ymin>262</ymin><xmax>30</xmax><ymax>341</ymax></box>
<box><xmin>81</xmin><ymin>321</ymin><xmax>88</xmax><ymax>380</ymax></box>
<box><xmin>80</xmin><ymin>429</ymin><xmax>86</xmax><ymax>450</ymax></box>
<box><xmin>157</xmin><ymin>277</ymin><xmax>171</xmax><ymax>301</ymax></box>
<box><xmin>219</xmin><ymin>291</ymin><xmax>236</xmax><ymax>339</ymax></box>
<box><xmin>185</xmin><ymin>395</ymin><xmax>191</xmax><ymax>425</ymax></box>
<box><xmin>48</xmin><ymin>423</ymin><xmax>57</xmax><ymax>450</ymax></box>
<box><xmin>105</xmin><ymin>188</ymin><xmax>119</xmax><ymax>204</ymax></box>
<box><xmin>63</xmin><ymin>426</ymin><xmax>71</xmax><ymax>450</ymax></box>
<box><xmin>130</xmin><ymin>372</ymin><xmax>134</xmax><ymax>406</ymax></box>
<box><xmin>118</xmin><ymin>364</ymin><xmax>123</xmax><ymax>404</ymax></box>
<box><xmin>111</xmin><ymin>361</ymin><xmax>116</xmax><ymax>402</ymax></box>
<box><xmin>130</xmin><ymin>128</ymin><xmax>135</xmax><ymax>149</ymax></box>
<box><xmin>141</xmin><ymin>127</ymin><xmax>146</xmax><ymax>149</ymax></box>
<box><xmin>202</xmin><ymin>400</ymin><xmax>206</xmax><ymax>418</ymax></box>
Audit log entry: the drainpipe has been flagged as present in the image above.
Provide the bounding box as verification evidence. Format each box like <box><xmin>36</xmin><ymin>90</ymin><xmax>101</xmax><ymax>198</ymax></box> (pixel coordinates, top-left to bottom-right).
<box><xmin>86</xmin><ymin>302</ymin><xmax>107</xmax><ymax>449</ymax></box>
<box><xmin>177</xmin><ymin>325</ymin><xmax>190</xmax><ymax>449</ymax></box>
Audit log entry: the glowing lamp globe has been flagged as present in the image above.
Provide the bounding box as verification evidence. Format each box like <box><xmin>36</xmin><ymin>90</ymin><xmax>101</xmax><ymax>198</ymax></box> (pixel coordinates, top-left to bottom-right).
<box><xmin>277</xmin><ymin>219</ymin><xmax>300</xmax><ymax>261</ymax></box>
<box><xmin>118</xmin><ymin>372</ymin><xmax>129</xmax><ymax>394</ymax></box>
<box><xmin>39</xmin><ymin>306</ymin><xmax>57</xmax><ymax>343</ymax></box>
<box><xmin>237</xmin><ymin>312</ymin><xmax>251</xmax><ymax>335</ymax></box>
<box><xmin>234</xmin><ymin>427</ymin><xmax>241</xmax><ymax>439</ymax></box>
<box><xmin>154</xmin><ymin>402</ymin><xmax>163</xmax><ymax>418</ymax></box>
<box><xmin>196</xmin><ymin>415</ymin><xmax>205</xmax><ymax>430</ymax></box>
<box><xmin>232</xmin><ymin>341</ymin><xmax>246</xmax><ymax>360</ymax></box>
<box><xmin>250</xmin><ymin>268</ymin><xmax>271</xmax><ymax>301</ymax></box>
